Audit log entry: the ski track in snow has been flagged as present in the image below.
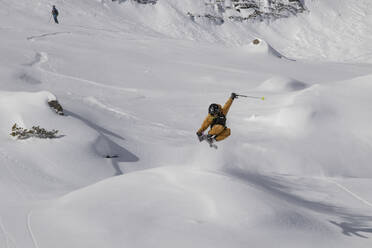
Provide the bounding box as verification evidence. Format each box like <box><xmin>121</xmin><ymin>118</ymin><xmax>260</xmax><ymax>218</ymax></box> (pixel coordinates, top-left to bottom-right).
<box><xmin>26</xmin><ymin>52</ymin><xmax>175</xmax><ymax>132</ymax></box>
<box><xmin>27</xmin><ymin>32</ymin><xmax>72</xmax><ymax>42</ymax></box>
<box><xmin>0</xmin><ymin>150</ymin><xmax>38</xmax><ymax>248</ymax></box>
<box><xmin>0</xmin><ymin>216</ymin><xmax>18</xmax><ymax>248</ymax></box>
<box><xmin>326</xmin><ymin>178</ymin><xmax>372</xmax><ymax>209</ymax></box>
<box><xmin>27</xmin><ymin>50</ymin><xmax>139</xmax><ymax>96</ymax></box>
<box><xmin>174</xmin><ymin>61</ymin><xmax>255</xmax><ymax>75</ymax></box>
<box><xmin>0</xmin><ymin>149</ymin><xmax>33</xmax><ymax>200</ymax></box>
<box><xmin>28</xmin><ymin>52</ymin><xmax>48</xmax><ymax>68</ymax></box>
<box><xmin>0</xmin><ymin>217</ymin><xmax>11</xmax><ymax>248</ymax></box>
<box><xmin>27</xmin><ymin>211</ymin><xmax>40</xmax><ymax>248</ymax></box>
<box><xmin>32</xmin><ymin>51</ymin><xmax>139</xmax><ymax>93</ymax></box>
<box><xmin>47</xmin><ymin>70</ymin><xmax>139</xmax><ymax>93</ymax></box>
<box><xmin>83</xmin><ymin>96</ymin><xmax>178</xmax><ymax>132</ymax></box>
<box><xmin>83</xmin><ymin>96</ymin><xmax>138</xmax><ymax>120</ymax></box>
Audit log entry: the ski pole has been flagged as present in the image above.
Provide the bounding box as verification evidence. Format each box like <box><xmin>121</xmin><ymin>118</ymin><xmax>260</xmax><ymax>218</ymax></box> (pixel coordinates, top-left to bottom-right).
<box><xmin>236</xmin><ymin>94</ymin><xmax>265</xmax><ymax>100</ymax></box>
<box><xmin>49</xmin><ymin>14</ymin><xmax>52</xmax><ymax>23</ymax></box>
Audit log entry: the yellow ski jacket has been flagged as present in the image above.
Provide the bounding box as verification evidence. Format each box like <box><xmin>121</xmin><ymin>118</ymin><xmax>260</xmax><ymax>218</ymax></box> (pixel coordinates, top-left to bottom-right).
<box><xmin>197</xmin><ymin>97</ymin><xmax>234</xmax><ymax>134</ymax></box>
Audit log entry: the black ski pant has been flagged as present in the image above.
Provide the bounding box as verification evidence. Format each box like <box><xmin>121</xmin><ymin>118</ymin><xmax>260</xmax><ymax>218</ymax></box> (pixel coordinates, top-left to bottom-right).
<box><xmin>53</xmin><ymin>15</ymin><xmax>59</xmax><ymax>24</ymax></box>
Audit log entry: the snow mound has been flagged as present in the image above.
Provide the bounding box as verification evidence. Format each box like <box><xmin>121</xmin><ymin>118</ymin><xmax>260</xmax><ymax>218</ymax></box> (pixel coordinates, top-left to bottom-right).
<box><xmin>274</xmin><ymin>87</ymin><xmax>328</xmax><ymax>132</ymax></box>
<box><xmin>260</xmin><ymin>76</ymin><xmax>372</xmax><ymax>177</ymax></box>
<box><xmin>0</xmin><ymin>90</ymin><xmax>132</xmax><ymax>190</ymax></box>
<box><xmin>257</xmin><ymin>76</ymin><xmax>308</xmax><ymax>92</ymax></box>
<box><xmin>0</xmin><ymin>91</ymin><xmax>57</xmax><ymax>135</ymax></box>
<box><xmin>30</xmin><ymin>167</ymin><xmax>333</xmax><ymax>248</ymax></box>
<box><xmin>243</xmin><ymin>38</ymin><xmax>285</xmax><ymax>59</ymax></box>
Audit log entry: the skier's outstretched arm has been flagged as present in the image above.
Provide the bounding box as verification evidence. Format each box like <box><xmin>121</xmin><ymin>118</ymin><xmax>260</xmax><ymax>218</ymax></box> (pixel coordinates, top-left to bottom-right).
<box><xmin>222</xmin><ymin>96</ymin><xmax>234</xmax><ymax>116</ymax></box>
<box><xmin>197</xmin><ymin>115</ymin><xmax>212</xmax><ymax>134</ymax></box>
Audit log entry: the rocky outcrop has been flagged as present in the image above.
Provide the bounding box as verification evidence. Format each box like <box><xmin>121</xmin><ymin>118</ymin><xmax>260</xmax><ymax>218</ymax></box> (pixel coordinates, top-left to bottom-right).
<box><xmin>114</xmin><ymin>0</ymin><xmax>157</xmax><ymax>4</ymax></box>
<box><xmin>48</xmin><ymin>100</ymin><xmax>64</xmax><ymax>116</ymax></box>
<box><xmin>133</xmin><ymin>0</ymin><xmax>157</xmax><ymax>4</ymax></box>
<box><xmin>114</xmin><ymin>0</ymin><xmax>305</xmax><ymax>23</ymax></box>
<box><xmin>187</xmin><ymin>12</ymin><xmax>225</xmax><ymax>25</ymax></box>
<box><xmin>192</xmin><ymin>0</ymin><xmax>306</xmax><ymax>23</ymax></box>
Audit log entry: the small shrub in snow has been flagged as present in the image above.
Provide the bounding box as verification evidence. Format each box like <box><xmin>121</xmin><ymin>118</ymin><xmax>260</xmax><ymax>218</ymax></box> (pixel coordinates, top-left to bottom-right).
<box><xmin>10</xmin><ymin>123</ymin><xmax>59</xmax><ymax>139</ymax></box>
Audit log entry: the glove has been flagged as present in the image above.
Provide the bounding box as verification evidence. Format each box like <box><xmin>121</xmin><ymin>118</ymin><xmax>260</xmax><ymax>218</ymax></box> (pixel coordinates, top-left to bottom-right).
<box><xmin>231</xmin><ymin>92</ymin><xmax>238</xmax><ymax>99</ymax></box>
<box><xmin>196</xmin><ymin>132</ymin><xmax>202</xmax><ymax>137</ymax></box>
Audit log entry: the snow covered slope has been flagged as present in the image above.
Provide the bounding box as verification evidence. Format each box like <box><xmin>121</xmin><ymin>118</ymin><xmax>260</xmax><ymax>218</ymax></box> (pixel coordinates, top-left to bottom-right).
<box><xmin>1</xmin><ymin>0</ymin><xmax>372</xmax><ymax>247</ymax></box>
<box><xmin>2</xmin><ymin>0</ymin><xmax>372</xmax><ymax>62</ymax></box>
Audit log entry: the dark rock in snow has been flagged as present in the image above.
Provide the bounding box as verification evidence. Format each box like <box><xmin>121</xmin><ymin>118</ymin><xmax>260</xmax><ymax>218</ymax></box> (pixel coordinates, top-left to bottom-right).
<box><xmin>113</xmin><ymin>0</ymin><xmax>157</xmax><ymax>4</ymax></box>
<box><xmin>48</xmin><ymin>100</ymin><xmax>64</xmax><ymax>115</ymax></box>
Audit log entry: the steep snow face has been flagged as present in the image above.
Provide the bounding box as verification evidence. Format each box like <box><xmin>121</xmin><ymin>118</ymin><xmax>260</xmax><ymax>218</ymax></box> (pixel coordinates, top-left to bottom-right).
<box><xmin>220</xmin><ymin>0</ymin><xmax>305</xmax><ymax>19</ymax></box>
<box><xmin>102</xmin><ymin>0</ymin><xmax>372</xmax><ymax>62</ymax></box>
<box><xmin>258</xmin><ymin>0</ymin><xmax>372</xmax><ymax>62</ymax></box>
<box><xmin>1</xmin><ymin>0</ymin><xmax>372</xmax><ymax>62</ymax></box>
<box><xmin>113</xmin><ymin>0</ymin><xmax>372</xmax><ymax>62</ymax></box>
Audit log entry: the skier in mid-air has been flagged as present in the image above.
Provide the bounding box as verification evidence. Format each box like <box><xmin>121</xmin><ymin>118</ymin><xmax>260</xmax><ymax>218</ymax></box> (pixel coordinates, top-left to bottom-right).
<box><xmin>197</xmin><ymin>93</ymin><xmax>237</xmax><ymax>145</ymax></box>
<box><xmin>51</xmin><ymin>5</ymin><xmax>59</xmax><ymax>24</ymax></box>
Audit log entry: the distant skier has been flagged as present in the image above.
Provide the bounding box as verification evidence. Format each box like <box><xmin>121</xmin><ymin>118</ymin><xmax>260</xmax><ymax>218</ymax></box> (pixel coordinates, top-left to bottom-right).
<box><xmin>197</xmin><ymin>93</ymin><xmax>237</xmax><ymax>144</ymax></box>
<box><xmin>51</xmin><ymin>5</ymin><xmax>59</xmax><ymax>24</ymax></box>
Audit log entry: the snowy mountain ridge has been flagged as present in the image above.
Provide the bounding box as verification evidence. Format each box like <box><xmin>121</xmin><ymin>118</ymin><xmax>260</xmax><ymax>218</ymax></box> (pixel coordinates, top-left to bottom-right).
<box><xmin>110</xmin><ymin>0</ymin><xmax>372</xmax><ymax>62</ymax></box>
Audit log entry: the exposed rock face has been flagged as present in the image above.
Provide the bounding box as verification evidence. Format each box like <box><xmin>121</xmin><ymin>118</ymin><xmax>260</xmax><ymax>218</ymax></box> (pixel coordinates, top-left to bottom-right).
<box><xmin>114</xmin><ymin>0</ymin><xmax>305</xmax><ymax>23</ymax></box>
<box><xmin>133</xmin><ymin>0</ymin><xmax>157</xmax><ymax>4</ymax></box>
<box><xmin>48</xmin><ymin>100</ymin><xmax>64</xmax><ymax>116</ymax></box>
<box><xmin>187</xmin><ymin>12</ymin><xmax>225</xmax><ymax>25</ymax></box>
<box><xmin>196</xmin><ymin>0</ymin><xmax>306</xmax><ymax>23</ymax></box>
<box><xmin>114</xmin><ymin>0</ymin><xmax>157</xmax><ymax>4</ymax></box>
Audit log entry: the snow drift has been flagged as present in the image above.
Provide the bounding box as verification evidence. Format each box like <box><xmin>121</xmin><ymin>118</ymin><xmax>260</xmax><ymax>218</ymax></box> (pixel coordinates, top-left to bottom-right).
<box><xmin>244</xmin><ymin>75</ymin><xmax>372</xmax><ymax>177</ymax></box>
<box><xmin>243</xmin><ymin>38</ymin><xmax>285</xmax><ymax>59</ymax></box>
<box><xmin>257</xmin><ymin>76</ymin><xmax>308</xmax><ymax>92</ymax></box>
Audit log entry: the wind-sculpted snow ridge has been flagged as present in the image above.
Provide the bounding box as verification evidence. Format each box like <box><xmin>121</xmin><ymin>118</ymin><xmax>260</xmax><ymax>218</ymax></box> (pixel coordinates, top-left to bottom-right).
<box><xmin>29</xmin><ymin>166</ymin><xmax>372</xmax><ymax>248</ymax></box>
<box><xmin>257</xmin><ymin>76</ymin><xmax>308</xmax><ymax>92</ymax></box>
<box><xmin>242</xmin><ymin>38</ymin><xmax>291</xmax><ymax>59</ymax></box>
<box><xmin>240</xmin><ymin>75</ymin><xmax>372</xmax><ymax>178</ymax></box>
<box><xmin>259</xmin><ymin>0</ymin><xmax>372</xmax><ymax>62</ymax></box>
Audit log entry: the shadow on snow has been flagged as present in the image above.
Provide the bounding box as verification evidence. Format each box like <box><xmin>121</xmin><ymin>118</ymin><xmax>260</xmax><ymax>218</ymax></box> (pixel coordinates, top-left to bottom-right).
<box><xmin>224</xmin><ymin>167</ymin><xmax>372</xmax><ymax>238</ymax></box>
<box><xmin>65</xmin><ymin>110</ymin><xmax>139</xmax><ymax>176</ymax></box>
<box><xmin>330</xmin><ymin>221</ymin><xmax>372</xmax><ymax>238</ymax></box>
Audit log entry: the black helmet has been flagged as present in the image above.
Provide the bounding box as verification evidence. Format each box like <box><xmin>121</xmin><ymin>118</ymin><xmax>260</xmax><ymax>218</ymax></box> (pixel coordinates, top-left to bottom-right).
<box><xmin>208</xmin><ymin>103</ymin><xmax>220</xmax><ymax>115</ymax></box>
